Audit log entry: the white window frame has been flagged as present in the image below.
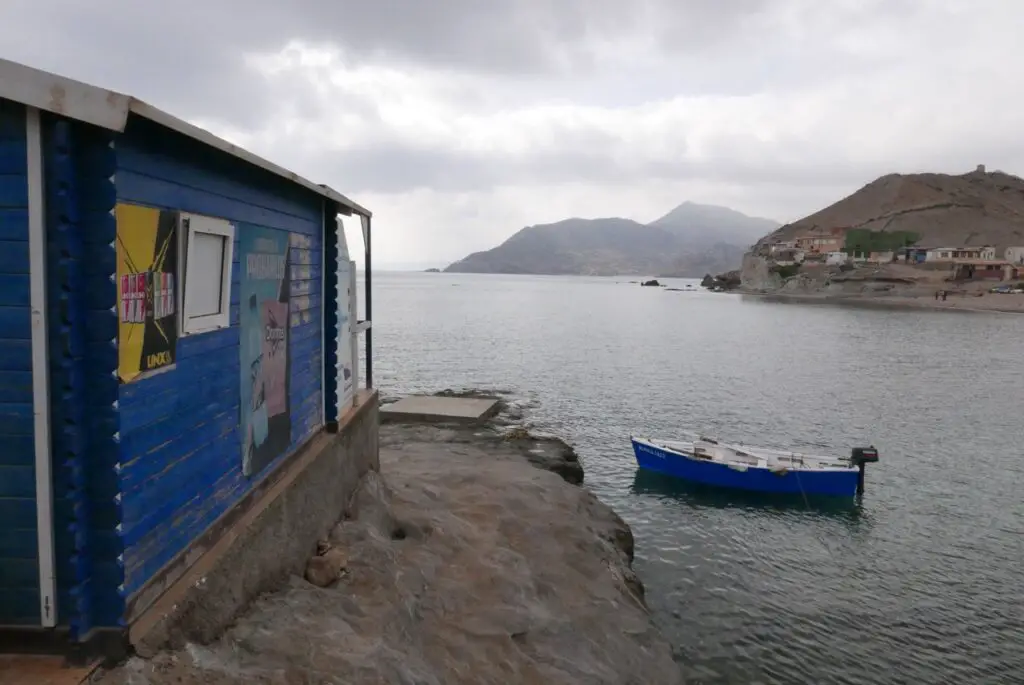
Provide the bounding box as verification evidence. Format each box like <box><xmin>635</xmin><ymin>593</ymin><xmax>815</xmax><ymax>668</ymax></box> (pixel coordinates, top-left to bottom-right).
<box><xmin>179</xmin><ymin>212</ymin><xmax>234</xmax><ymax>336</ymax></box>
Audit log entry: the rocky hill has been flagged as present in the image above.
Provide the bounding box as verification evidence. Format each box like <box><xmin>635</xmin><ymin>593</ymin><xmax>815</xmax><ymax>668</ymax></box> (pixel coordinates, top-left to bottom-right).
<box><xmin>445</xmin><ymin>202</ymin><xmax>778</xmax><ymax>277</ymax></box>
<box><xmin>754</xmin><ymin>168</ymin><xmax>1024</xmax><ymax>251</ymax></box>
<box><xmin>741</xmin><ymin>168</ymin><xmax>1024</xmax><ymax>291</ymax></box>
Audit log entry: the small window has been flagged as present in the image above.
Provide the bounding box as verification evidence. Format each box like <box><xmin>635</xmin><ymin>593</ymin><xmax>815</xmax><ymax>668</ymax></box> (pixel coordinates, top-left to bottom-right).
<box><xmin>180</xmin><ymin>213</ymin><xmax>234</xmax><ymax>335</ymax></box>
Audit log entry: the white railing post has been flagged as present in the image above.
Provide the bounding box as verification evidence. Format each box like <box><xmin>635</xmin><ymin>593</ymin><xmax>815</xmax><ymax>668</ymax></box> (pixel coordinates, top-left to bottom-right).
<box><xmin>26</xmin><ymin>105</ymin><xmax>57</xmax><ymax>627</ymax></box>
<box><xmin>349</xmin><ymin>265</ymin><xmax>359</xmax><ymax>405</ymax></box>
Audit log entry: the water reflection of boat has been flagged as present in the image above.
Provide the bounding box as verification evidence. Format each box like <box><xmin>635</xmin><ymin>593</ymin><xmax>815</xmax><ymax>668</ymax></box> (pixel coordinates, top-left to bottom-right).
<box><xmin>629</xmin><ymin>469</ymin><xmax>863</xmax><ymax>519</ymax></box>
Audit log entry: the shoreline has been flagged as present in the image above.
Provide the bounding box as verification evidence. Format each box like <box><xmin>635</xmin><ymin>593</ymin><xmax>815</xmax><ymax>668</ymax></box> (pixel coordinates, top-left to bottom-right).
<box><xmin>734</xmin><ymin>290</ymin><xmax>1024</xmax><ymax>314</ymax></box>
<box><xmin>96</xmin><ymin>395</ymin><xmax>682</xmax><ymax>684</ymax></box>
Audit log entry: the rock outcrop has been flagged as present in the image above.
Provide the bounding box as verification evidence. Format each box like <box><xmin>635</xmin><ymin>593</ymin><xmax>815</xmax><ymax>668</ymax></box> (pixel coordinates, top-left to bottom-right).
<box><xmin>500</xmin><ymin>426</ymin><xmax>586</xmax><ymax>485</ymax></box>
<box><xmin>304</xmin><ymin>543</ymin><xmax>349</xmax><ymax>588</ymax></box>
<box><xmin>96</xmin><ymin>422</ymin><xmax>681</xmax><ymax>685</ymax></box>
<box><xmin>739</xmin><ymin>253</ymin><xmax>783</xmax><ymax>291</ymax></box>
<box><xmin>700</xmin><ymin>270</ymin><xmax>742</xmax><ymax>291</ymax></box>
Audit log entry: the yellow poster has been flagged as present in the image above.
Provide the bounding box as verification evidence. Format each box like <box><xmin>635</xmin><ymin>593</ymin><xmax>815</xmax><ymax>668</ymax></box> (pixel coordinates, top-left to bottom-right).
<box><xmin>115</xmin><ymin>203</ymin><xmax>179</xmax><ymax>383</ymax></box>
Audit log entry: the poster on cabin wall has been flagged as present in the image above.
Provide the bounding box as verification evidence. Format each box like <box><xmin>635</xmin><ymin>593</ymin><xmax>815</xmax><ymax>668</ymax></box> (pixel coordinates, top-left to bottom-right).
<box><xmin>115</xmin><ymin>203</ymin><xmax>179</xmax><ymax>383</ymax></box>
<box><xmin>239</xmin><ymin>224</ymin><xmax>292</xmax><ymax>477</ymax></box>
<box><xmin>336</xmin><ymin>259</ymin><xmax>354</xmax><ymax>414</ymax></box>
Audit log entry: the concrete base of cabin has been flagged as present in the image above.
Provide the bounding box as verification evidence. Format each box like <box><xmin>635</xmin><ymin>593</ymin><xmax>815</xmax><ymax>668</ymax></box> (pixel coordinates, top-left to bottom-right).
<box><xmin>94</xmin><ymin>407</ymin><xmax>682</xmax><ymax>684</ymax></box>
<box><xmin>126</xmin><ymin>390</ymin><xmax>380</xmax><ymax>658</ymax></box>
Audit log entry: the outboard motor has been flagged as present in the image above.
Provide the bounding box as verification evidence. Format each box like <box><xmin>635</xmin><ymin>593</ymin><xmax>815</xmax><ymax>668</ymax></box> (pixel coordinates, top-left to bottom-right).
<box><xmin>851</xmin><ymin>446</ymin><xmax>879</xmax><ymax>466</ymax></box>
<box><xmin>850</xmin><ymin>446</ymin><xmax>879</xmax><ymax>494</ymax></box>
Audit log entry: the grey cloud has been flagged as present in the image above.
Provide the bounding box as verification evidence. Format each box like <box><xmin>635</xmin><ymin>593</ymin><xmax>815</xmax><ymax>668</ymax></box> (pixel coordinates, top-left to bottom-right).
<box><xmin>278</xmin><ymin>118</ymin><xmax>1024</xmax><ymax>198</ymax></box>
<box><xmin>270</xmin><ymin>138</ymin><xmax>880</xmax><ymax>198</ymax></box>
<box><xmin>1</xmin><ymin>1</ymin><xmax>273</xmax><ymax>127</ymax></box>
<box><xmin>0</xmin><ymin>0</ymin><xmax>1005</xmax><ymax>204</ymax></box>
<box><xmin>0</xmin><ymin>0</ymin><xmax>941</xmax><ymax>124</ymax></box>
<box><xmin>297</xmin><ymin>145</ymin><xmax>627</xmax><ymax>194</ymax></box>
<box><xmin>1</xmin><ymin>1</ymin><xmax>778</xmax><ymax>115</ymax></box>
<box><xmin>1</xmin><ymin>0</ymin><xmax>942</xmax><ymax>134</ymax></box>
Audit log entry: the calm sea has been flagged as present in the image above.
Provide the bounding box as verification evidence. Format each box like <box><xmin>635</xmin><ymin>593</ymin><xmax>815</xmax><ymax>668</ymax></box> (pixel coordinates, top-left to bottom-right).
<box><xmin>360</xmin><ymin>271</ymin><xmax>1023</xmax><ymax>685</ymax></box>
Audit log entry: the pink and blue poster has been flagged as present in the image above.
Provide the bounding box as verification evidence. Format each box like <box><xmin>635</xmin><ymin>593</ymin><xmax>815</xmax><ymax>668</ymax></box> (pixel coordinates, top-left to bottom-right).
<box><xmin>239</xmin><ymin>224</ymin><xmax>291</xmax><ymax>477</ymax></box>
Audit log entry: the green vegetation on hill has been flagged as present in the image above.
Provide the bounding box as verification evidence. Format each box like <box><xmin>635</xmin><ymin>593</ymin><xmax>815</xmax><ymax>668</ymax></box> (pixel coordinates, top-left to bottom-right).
<box><xmin>844</xmin><ymin>229</ymin><xmax>919</xmax><ymax>255</ymax></box>
<box><xmin>770</xmin><ymin>263</ymin><xmax>801</xmax><ymax>280</ymax></box>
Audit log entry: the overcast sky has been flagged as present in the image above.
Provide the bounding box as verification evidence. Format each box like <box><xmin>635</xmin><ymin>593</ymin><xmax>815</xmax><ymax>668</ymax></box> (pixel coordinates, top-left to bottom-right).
<box><xmin>3</xmin><ymin>1</ymin><xmax>1020</xmax><ymax>268</ymax></box>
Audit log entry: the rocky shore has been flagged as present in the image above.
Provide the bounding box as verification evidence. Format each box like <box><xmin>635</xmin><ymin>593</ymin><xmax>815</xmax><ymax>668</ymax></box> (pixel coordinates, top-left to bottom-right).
<box><xmin>94</xmin><ymin>397</ymin><xmax>681</xmax><ymax>684</ymax></box>
<box><xmin>734</xmin><ymin>253</ymin><xmax>1024</xmax><ymax>313</ymax></box>
<box><xmin>740</xmin><ymin>290</ymin><xmax>1024</xmax><ymax>314</ymax></box>
<box><xmin>700</xmin><ymin>270</ymin><xmax>741</xmax><ymax>291</ymax></box>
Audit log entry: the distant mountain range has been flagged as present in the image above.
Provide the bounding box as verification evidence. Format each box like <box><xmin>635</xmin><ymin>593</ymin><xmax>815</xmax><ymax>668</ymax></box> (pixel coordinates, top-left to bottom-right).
<box><xmin>444</xmin><ymin>202</ymin><xmax>779</xmax><ymax>277</ymax></box>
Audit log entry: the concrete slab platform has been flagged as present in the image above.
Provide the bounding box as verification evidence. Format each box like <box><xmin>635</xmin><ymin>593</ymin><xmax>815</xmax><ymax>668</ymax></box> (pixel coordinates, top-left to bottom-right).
<box><xmin>381</xmin><ymin>396</ymin><xmax>500</xmax><ymax>424</ymax></box>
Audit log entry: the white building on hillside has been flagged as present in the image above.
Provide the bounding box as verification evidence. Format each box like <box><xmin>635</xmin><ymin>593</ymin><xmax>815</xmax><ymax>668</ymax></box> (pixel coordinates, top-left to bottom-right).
<box><xmin>1004</xmin><ymin>247</ymin><xmax>1024</xmax><ymax>265</ymax></box>
<box><xmin>826</xmin><ymin>251</ymin><xmax>847</xmax><ymax>265</ymax></box>
<box><xmin>927</xmin><ymin>246</ymin><xmax>996</xmax><ymax>262</ymax></box>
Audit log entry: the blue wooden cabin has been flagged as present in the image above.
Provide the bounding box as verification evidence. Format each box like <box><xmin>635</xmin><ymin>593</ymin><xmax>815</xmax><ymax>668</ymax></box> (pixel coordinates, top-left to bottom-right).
<box><xmin>0</xmin><ymin>58</ymin><xmax>374</xmax><ymax>654</ymax></box>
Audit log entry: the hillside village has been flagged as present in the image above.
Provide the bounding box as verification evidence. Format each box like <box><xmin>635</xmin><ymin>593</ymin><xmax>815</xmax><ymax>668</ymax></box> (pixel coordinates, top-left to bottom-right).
<box><xmin>738</xmin><ymin>168</ymin><xmax>1024</xmax><ymax>299</ymax></box>
<box><xmin>761</xmin><ymin>229</ymin><xmax>1024</xmax><ymax>282</ymax></box>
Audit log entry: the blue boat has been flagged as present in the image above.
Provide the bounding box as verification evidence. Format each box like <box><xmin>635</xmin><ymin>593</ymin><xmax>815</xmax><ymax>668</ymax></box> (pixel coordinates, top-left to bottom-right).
<box><xmin>630</xmin><ymin>434</ymin><xmax>879</xmax><ymax>497</ymax></box>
